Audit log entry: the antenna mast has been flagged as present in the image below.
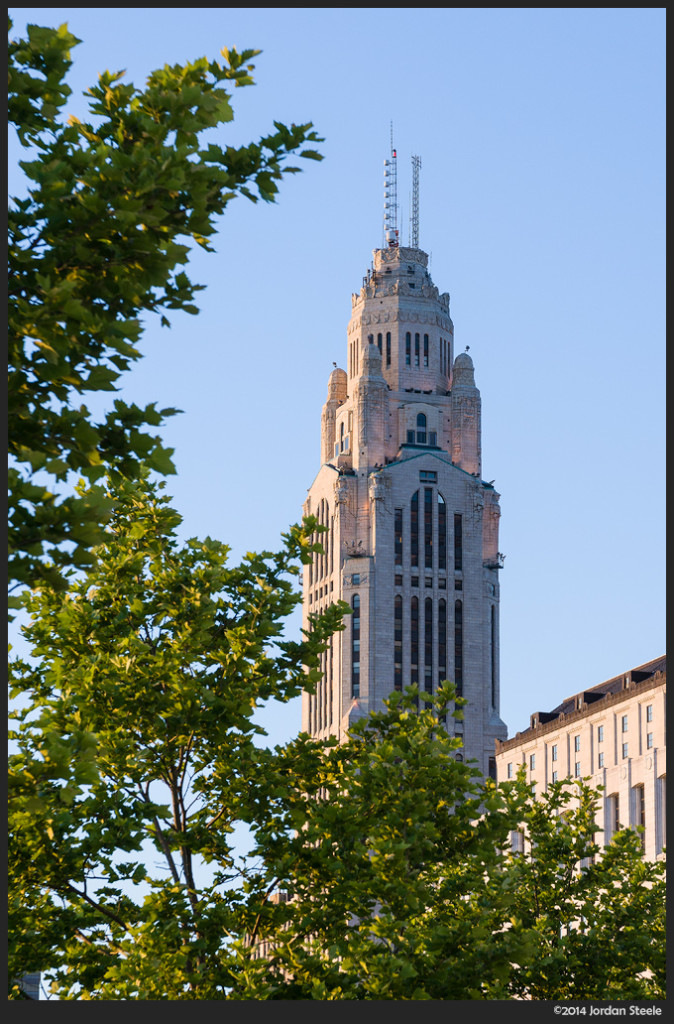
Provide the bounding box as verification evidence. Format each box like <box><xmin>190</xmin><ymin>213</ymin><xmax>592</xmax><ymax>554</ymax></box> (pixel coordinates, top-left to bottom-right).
<box><xmin>383</xmin><ymin>124</ymin><xmax>398</xmax><ymax>247</ymax></box>
<box><xmin>410</xmin><ymin>154</ymin><xmax>421</xmax><ymax>249</ymax></box>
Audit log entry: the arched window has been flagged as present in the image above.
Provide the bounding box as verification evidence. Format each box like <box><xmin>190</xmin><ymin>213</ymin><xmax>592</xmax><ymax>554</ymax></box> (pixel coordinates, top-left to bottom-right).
<box><xmin>416</xmin><ymin>413</ymin><xmax>427</xmax><ymax>445</ymax></box>
<box><xmin>438</xmin><ymin>493</ymin><xmax>447</xmax><ymax>570</ymax></box>
<box><xmin>340</xmin><ymin>422</ymin><xmax>345</xmax><ymax>453</ymax></box>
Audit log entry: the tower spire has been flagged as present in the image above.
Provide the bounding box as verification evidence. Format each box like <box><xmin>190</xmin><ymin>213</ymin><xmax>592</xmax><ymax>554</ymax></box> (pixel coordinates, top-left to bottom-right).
<box><xmin>410</xmin><ymin>154</ymin><xmax>421</xmax><ymax>249</ymax></box>
<box><xmin>383</xmin><ymin>124</ymin><xmax>398</xmax><ymax>248</ymax></box>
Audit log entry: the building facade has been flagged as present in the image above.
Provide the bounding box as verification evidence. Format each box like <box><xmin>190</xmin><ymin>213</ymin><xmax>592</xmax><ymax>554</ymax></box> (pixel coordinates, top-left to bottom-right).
<box><xmin>301</xmin><ymin>239</ymin><xmax>507</xmax><ymax>777</ymax></box>
<box><xmin>494</xmin><ymin>656</ymin><xmax>666</xmax><ymax>860</ymax></box>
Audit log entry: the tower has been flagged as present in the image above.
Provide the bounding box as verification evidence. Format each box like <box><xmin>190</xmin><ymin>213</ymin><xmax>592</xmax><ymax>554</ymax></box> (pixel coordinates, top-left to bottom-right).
<box><xmin>302</xmin><ymin>155</ymin><xmax>507</xmax><ymax>777</ymax></box>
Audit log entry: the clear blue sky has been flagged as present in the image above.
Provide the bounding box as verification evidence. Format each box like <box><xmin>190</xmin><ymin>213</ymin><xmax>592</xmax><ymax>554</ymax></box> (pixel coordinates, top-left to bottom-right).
<box><xmin>9</xmin><ymin>8</ymin><xmax>666</xmax><ymax>744</ymax></box>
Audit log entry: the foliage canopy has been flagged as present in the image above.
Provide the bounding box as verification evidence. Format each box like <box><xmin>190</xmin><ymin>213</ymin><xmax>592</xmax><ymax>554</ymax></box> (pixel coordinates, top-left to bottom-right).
<box><xmin>8</xmin><ymin>19</ymin><xmax>322</xmax><ymax>603</ymax></box>
<box><xmin>9</xmin><ymin>479</ymin><xmax>666</xmax><ymax>1000</ymax></box>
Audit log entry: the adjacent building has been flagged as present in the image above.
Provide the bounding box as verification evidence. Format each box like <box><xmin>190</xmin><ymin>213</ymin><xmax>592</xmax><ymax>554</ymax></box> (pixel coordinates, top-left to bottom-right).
<box><xmin>494</xmin><ymin>656</ymin><xmax>666</xmax><ymax>860</ymax></box>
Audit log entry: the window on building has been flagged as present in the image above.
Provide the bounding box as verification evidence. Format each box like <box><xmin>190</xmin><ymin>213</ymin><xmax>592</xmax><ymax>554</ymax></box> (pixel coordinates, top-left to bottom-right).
<box><xmin>437</xmin><ymin>598</ymin><xmax>446</xmax><ymax>677</ymax></box>
<box><xmin>414</xmin><ymin>332</ymin><xmax>420</xmax><ymax>366</ymax></box>
<box><xmin>632</xmin><ymin>784</ymin><xmax>646</xmax><ymax>852</ymax></box>
<box><xmin>529</xmin><ymin>754</ymin><xmax>536</xmax><ymax>770</ymax></box>
<box><xmin>454</xmin><ymin>600</ymin><xmax>463</xmax><ymax>697</ymax></box>
<box><xmin>416</xmin><ymin>413</ymin><xmax>427</xmax><ymax>445</ymax></box>
<box><xmin>424</xmin><ymin>487</ymin><xmax>433</xmax><ymax>568</ymax></box>
<box><xmin>551</xmin><ymin>744</ymin><xmax>558</xmax><ymax>762</ymax></box>
<box><xmin>351</xmin><ymin>594</ymin><xmax>360</xmax><ymax>698</ymax></box>
<box><xmin>598</xmin><ymin>752</ymin><xmax>605</xmax><ymax>768</ymax></box>
<box><xmin>622</xmin><ymin>742</ymin><xmax>629</xmax><ymax>759</ymax></box>
<box><xmin>438</xmin><ymin>493</ymin><xmax>447</xmax><ymax>571</ymax></box>
<box><xmin>552</xmin><ymin>771</ymin><xmax>558</xmax><ymax>783</ymax></box>
<box><xmin>574</xmin><ymin>735</ymin><xmax>581</xmax><ymax>752</ymax></box>
<box><xmin>394</xmin><ymin>508</ymin><xmax>403</xmax><ymax>565</ymax></box>
<box><xmin>575</xmin><ymin>762</ymin><xmax>581</xmax><ymax>778</ymax></box>
<box><xmin>377</xmin><ymin>332</ymin><xmax>383</xmax><ymax>355</ymax></box>
<box><xmin>394</xmin><ymin>595</ymin><xmax>403</xmax><ymax>692</ymax></box>
<box><xmin>410</xmin><ymin>491</ymin><xmax>419</xmax><ymax>567</ymax></box>
<box><xmin>597</xmin><ymin>725</ymin><xmax>604</xmax><ymax>743</ymax></box>
<box><xmin>647</xmin><ymin>732</ymin><xmax>654</xmax><ymax>749</ymax></box>
<box><xmin>453</xmin><ymin>514</ymin><xmax>463</xmax><ymax>574</ymax></box>
<box><xmin>507</xmin><ymin>762</ymin><xmax>513</xmax><ymax>779</ymax></box>
<box><xmin>607</xmin><ymin>793</ymin><xmax>620</xmax><ymax>837</ymax></box>
<box><xmin>419</xmin><ymin>470</ymin><xmax>437</xmax><ymax>482</ymax></box>
<box><xmin>424</xmin><ymin>597</ymin><xmax>433</xmax><ymax>706</ymax></box>
<box><xmin>386</xmin><ymin>332</ymin><xmax>391</xmax><ymax>367</ymax></box>
<box><xmin>406</xmin><ymin>332</ymin><xmax>411</xmax><ymax>365</ymax></box>
<box><xmin>646</xmin><ymin>704</ymin><xmax>653</xmax><ymax>723</ymax></box>
<box><xmin>423</xmin><ymin>333</ymin><xmax>429</xmax><ymax>367</ymax></box>
<box><xmin>352</xmin><ymin>573</ymin><xmax>360</xmax><ymax>586</ymax></box>
<box><xmin>622</xmin><ymin>714</ymin><xmax>628</xmax><ymax>733</ymax></box>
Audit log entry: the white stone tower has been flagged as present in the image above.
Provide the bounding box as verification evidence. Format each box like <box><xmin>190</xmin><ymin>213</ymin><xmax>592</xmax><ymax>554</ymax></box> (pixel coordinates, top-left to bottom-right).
<box><xmin>301</xmin><ymin>164</ymin><xmax>507</xmax><ymax>777</ymax></box>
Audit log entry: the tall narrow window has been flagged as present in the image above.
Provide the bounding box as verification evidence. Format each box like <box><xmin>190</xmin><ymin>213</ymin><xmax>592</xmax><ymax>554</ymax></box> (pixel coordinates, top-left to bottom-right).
<box><xmin>438</xmin><ymin>493</ymin><xmax>447</xmax><ymax>571</ymax></box>
<box><xmin>406</xmin><ymin>332</ymin><xmax>411</xmax><ymax>366</ymax></box>
<box><xmin>351</xmin><ymin>594</ymin><xmax>360</xmax><ymax>698</ymax></box>
<box><xmin>394</xmin><ymin>595</ymin><xmax>403</xmax><ymax>692</ymax></box>
<box><xmin>394</xmin><ymin>508</ymin><xmax>403</xmax><ymax>565</ymax></box>
<box><xmin>454</xmin><ymin>514</ymin><xmax>463</xmax><ymax>572</ymax></box>
<box><xmin>424</xmin><ymin>487</ymin><xmax>433</xmax><ymax>569</ymax></box>
<box><xmin>633</xmin><ymin>785</ymin><xmax>646</xmax><ymax>852</ymax></box>
<box><xmin>340</xmin><ymin>422</ymin><xmax>345</xmax><ymax>453</ymax></box>
<box><xmin>454</xmin><ymin>599</ymin><xmax>463</xmax><ymax>697</ymax></box>
<box><xmin>416</xmin><ymin>413</ymin><xmax>427</xmax><ymax>445</ymax></box>
<box><xmin>377</xmin><ymin>332</ymin><xmax>382</xmax><ymax>354</ymax></box>
<box><xmin>410</xmin><ymin>490</ymin><xmax>419</xmax><ymax>567</ymax></box>
<box><xmin>411</xmin><ymin>597</ymin><xmax>419</xmax><ymax>703</ymax></box>
<box><xmin>438</xmin><ymin>598</ymin><xmax>447</xmax><ymax>721</ymax></box>
<box><xmin>490</xmin><ymin>604</ymin><xmax>497</xmax><ymax>708</ymax></box>
<box><xmin>423</xmin><ymin>333</ymin><xmax>429</xmax><ymax>367</ymax></box>
<box><xmin>386</xmin><ymin>331</ymin><xmax>391</xmax><ymax>367</ymax></box>
<box><xmin>424</xmin><ymin>597</ymin><xmax>433</xmax><ymax>706</ymax></box>
<box><xmin>414</xmin><ymin>333</ymin><xmax>420</xmax><ymax>366</ymax></box>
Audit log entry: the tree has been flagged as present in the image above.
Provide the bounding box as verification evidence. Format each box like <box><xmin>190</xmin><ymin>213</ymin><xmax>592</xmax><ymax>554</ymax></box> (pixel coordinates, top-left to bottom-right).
<box><xmin>9</xmin><ymin>473</ymin><xmax>345</xmax><ymax>999</ymax></box>
<box><xmin>8</xmin><ymin>19</ymin><xmax>322</xmax><ymax>604</ymax></box>
<box><xmin>9</xmin><ymin>480</ymin><xmax>665</xmax><ymax>999</ymax></box>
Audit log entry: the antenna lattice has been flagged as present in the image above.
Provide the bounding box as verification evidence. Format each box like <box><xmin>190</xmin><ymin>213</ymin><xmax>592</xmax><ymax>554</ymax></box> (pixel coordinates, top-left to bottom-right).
<box><xmin>411</xmin><ymin>154</ymin><xmax>421</xmax><ymax>249</ymax></box>
<box><xmin>383</xmin><ymin>125</ymin><xmax>398</xmax><ymax>248</ymax></box>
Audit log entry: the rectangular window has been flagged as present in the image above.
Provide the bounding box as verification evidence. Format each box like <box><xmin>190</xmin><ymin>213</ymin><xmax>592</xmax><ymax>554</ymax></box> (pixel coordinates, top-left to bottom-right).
<box><xmin>406</xmin><ymin>332</ymin><xmax>411</xmax><ymax>365</ymax></box>
<box><xmin>622</xmin><ymin>742</ymin><xmax>629</xmax><ymax>759</ymax></box>
<box><xmin>454</xmin><ymin>514</ymin><xmax>463</xmax><ymax>572</ymax></box>
<box><xmin>507</xmin><ymin>762</ymin><xmax>513</xmax><ymax>779</ymax></box>
<box><xmin>647</xmin><ymin>732</ymin><xmax>654</xmax><ymax>749</ymax></box>
<box><xmin>632</xmin><ymin>784</ymin><xmax>646</xmax><ymax>852</ymax></box>
<box><xmin>597</xmin><ymin>724</ymin><xmax>604</xmax><ymax>743</ymax></box>
<box><xmin>574</xmin><ymin>735</ymin><xmax>580</xmax><ymax>752</ymax></box>
<box><xmin>646</xmin><ymin>704</ymin><xmax>653</xmax><ymax>722</ymax></box>
<box><xmin>386</xmin><ymin>332</ymin><xmax>391</xmax><ymax>367</ymax></box>
<box><xmin>552</xmin><ymin>771</ymin><xmax>558</xmax><ymax>783</ymax></box>
<box><xmin>551</xmin><ymin>744</ymin><xmax>558</xmax><ymax>762</ymax></box>
<box><xmin>529</xmin><ymin>754</ymin><xmax>536</xmax><ymax>770</ymax></box>
<box><xmin>394</xmin><ymin>508</ymin><xmax>403</xmax><ymax>566</ymax></box>
<box><xmin>414</xmin><ymin>333</ymin><xmax>420</xmax><ymax>366</ymax></box>
<box><xmin>419</xmin><ymin>470</ymin><xmax>437</xmax><ymax>482</ymax></box>
<box><xmin>423</xmin><ymin>333</ymin><xmax>429</xmax><ymax>367</ymax></box>
<box><xmin>575</xmin><ymin>762</ymin><xmax>581</xmax><ymax>778</ymax></box>
<box><xmin>622</xmin><ymin>715</ymin><xmax>628</xmax><ymax>733</ymax></box>
<box><xmin>598</xmin><ymin>752</ymin><xmax>605</xmax><ymax>768</ymax></box>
